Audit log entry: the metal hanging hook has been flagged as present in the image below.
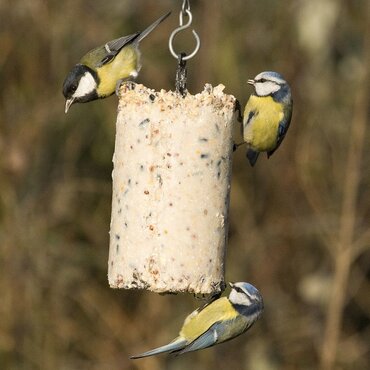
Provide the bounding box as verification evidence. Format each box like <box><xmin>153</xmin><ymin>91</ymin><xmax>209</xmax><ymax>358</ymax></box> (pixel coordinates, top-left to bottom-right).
<box><xmin>169</xmin><ymin>6</ymin><xmax>200</xmax><ymax>61</ymax></box>
<box><xmin>182</xmin><ymin>0</ymin><xmax>190</xmax><ymax>13</ymax></box>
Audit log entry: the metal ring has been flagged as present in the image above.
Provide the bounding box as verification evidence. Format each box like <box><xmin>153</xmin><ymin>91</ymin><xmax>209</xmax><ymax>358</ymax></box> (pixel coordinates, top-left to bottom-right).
<box><xmin>169</xmin><ymin>9</ymin><xmax>200</xmax><ymax>61</ymax></box>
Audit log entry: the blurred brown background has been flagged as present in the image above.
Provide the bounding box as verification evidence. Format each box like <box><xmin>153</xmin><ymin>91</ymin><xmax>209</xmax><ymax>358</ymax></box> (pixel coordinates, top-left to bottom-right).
<box><xmin>0</xmin><ymin>0</ymin><xmax>369</xmax><ymax>369</ymax></box>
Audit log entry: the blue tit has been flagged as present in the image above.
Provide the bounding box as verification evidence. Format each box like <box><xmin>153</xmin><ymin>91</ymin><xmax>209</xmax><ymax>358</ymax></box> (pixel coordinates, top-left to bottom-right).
<box><xmin>62</xmin><ymin>12</ymin><xmax>171</xmax><ymax>113</ymax></box>
<box><xmin>130</xmin><ymin>282</ymin><xmax>263</xmax><ymax>359</ymax></box>
<box><xmin>243</xmin><ymin>71</ymin><xmax>293</xmax><ymax>166</ymax></box>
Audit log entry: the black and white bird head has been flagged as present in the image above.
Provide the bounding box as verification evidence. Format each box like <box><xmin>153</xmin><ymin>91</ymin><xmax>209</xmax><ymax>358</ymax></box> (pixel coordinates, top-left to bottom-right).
<box><xmin>63</xmin><ymin>65</ymin><xmax>98</xmax><ymax>113</ymax></box>
<box><xmin>228</xmin><ymin>282</ymin><xmax>264</xmax><ymax>310</ymax></box>
<box><xmin>248</xmin><ymin>71</ymin><xmax>290</xmax><ymax>98</ymax></box>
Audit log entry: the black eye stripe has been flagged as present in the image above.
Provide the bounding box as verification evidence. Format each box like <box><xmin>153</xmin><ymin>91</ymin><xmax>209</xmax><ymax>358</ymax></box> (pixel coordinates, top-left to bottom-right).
<box><xmin>234</xmin><ymin>286</ymin><xmax>255</xmax><ymax>300</ymax></box>
<box><xmin>256</xmin><ymin>78</ymin><xmax>284</xmax><ymax>85</ymax></box>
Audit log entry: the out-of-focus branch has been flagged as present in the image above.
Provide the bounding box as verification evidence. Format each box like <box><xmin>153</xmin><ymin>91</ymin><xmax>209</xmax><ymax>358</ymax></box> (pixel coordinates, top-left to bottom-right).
<box><xmin>353</xmin><ymin>229</ymin><xmax>370</xmax><ymax>257</ymax></box>
<box><xmin>297</xmin><ymin>154</ymin><xmax>338</xmax><ymax>256</ymax></box>
<box><xmin>319</xmin><ymin>3</ymin><xmax>370</xmax><ymax>369</ymax></box>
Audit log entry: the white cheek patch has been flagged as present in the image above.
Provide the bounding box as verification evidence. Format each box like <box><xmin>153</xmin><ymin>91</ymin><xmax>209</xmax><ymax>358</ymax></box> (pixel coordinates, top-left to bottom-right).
<box><xmin>229</xmin><ymin>290</ymin><xmax>252</xmax><ymax>306</ymax></box>
<box><xmin>73</xmin><ymin>72</ymin><xmax>97</xmax><ymax>98</ymax></box>
<box><xmin>255</xmin><ymin>81</ymin><xmax>280</xmax><ymax>96</ymax></box>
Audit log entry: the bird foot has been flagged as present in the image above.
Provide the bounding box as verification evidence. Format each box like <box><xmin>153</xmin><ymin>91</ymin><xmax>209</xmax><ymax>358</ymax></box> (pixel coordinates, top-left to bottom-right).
<box><xmin>233</xmin><ymin>141</ymin><xmax>246</xmax><ymax>152</ymax></box>
<box><xmin>116</xmin><ymin>80</ymin><xmax>136</xmax><ymax>96</ymax></box>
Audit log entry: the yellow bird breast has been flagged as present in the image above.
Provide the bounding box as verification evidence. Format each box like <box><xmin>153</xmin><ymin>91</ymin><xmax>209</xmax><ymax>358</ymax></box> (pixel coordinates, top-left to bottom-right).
<box><xmin>180</xmin><ymin>297</ymin><xmax>238</xmax><ymax>340</ymax></box>
<box><xmin>243</xmin><ymin>95</ymin><xmax>284</xmax><ymax>152</ymax></box>
<box><xmin>96</xmin><ymin>45</ymin><xmax>138</xmax><ymax>98</ymax></box>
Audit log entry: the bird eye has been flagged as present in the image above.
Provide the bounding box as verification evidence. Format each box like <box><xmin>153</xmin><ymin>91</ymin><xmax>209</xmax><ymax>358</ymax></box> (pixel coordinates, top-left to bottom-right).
<box><xmin>258</xmin><ymin>78</ymin><xmax>266</xmax><ymax>83</ymax></box>
<box><xmin>68</xmin><ymin>84</ymin><xmax>77</xmax><ymax>94</ymax></box>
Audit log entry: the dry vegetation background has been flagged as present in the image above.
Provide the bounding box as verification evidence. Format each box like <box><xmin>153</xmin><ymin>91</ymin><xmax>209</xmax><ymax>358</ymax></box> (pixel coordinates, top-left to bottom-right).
<box><xmin>0</xmin><ymin>0</ymin><xmax>369</xmax><ymax>369</ymax></box>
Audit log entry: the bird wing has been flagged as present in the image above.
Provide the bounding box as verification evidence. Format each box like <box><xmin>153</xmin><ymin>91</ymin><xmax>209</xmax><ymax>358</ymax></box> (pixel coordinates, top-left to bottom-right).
<box><xmin>79</xmin><ymin>32</ymin><xmax>140</xmax><ymax>69</ymax></box>
<box><xmin>175</xmin><ymin>323</ymin><xmax>220</xmax><ymax>355</ymax></box>
<box><xmin>95</xmin><ymin>12</ymin><xmax>171</xmax><ymax>67</ymax></box>
<box><xmin>177</xmin><ymin>305</ymin><xmax>261</xmax><ymax>355</ymax></box>
<box><xmin>98</xmin><ymin>33</ymin><xmax>141</xmax><ymax>66</ymax></box>
<box><xmin>180</xmin><ymin>297</ymin><xmax>237</xmax><ymax>340</ymax></box>
<box><xmin>267</xmin><ymin>105</ymin><xmax>293</xmax><ymax>158</ymax></box>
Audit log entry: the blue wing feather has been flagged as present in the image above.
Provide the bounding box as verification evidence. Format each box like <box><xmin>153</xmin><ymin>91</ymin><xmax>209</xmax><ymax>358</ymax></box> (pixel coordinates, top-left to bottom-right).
<box><xmin>175</xmin><ymin>323</ymin><xmax>221</xmax><ymax>355</ymax></box>
<box><xmin>267</xmin><ymin>108</ymin><xmax>292</xmax><ymax>158</ymax></box>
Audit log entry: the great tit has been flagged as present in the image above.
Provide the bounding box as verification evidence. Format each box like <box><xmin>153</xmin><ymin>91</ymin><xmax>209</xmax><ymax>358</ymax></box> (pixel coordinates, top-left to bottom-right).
<box><xmin>63</xmin><ymin>12</ymin><xmax>171</xmax><ymax>113</ymax></box>
<box><xmin>242</xmin><ymin>71</ymin><xmax>293</xmax><ymax>166</ymax></box>
<box><xmin>130</xmin><ymin>282</ymin><xmax>263</xmax><ymax>358</ymax></box>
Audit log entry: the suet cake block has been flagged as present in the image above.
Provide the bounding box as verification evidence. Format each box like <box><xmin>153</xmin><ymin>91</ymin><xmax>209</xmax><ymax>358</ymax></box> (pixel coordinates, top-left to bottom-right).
<box><xmin>108</xmin><ymin>83</ymin><xmax>236</xmax><ymax>295</ymax></box>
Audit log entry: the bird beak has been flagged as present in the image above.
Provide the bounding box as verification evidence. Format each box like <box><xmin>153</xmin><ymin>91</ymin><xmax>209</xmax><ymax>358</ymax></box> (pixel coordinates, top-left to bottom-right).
<box><xmin>229</xmin><ymin>282</ymin><xmax>234</xmax><ymax>288</ymax></box>
<box><xmin>65</xmin><ymin>98</ymin><xmax>75</xmax><ymax>114</ymax></box>
<box><xmin>247</xmin><ymin>79</ymin><xmax>255</xmax><ymax>86</ymax></box>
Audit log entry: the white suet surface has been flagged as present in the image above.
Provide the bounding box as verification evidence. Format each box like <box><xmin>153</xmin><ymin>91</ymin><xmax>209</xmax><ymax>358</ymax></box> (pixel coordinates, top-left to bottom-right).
<box><xmin>108</xmin><ymin>83</ymin><xmax>237</xmax><ymax>294</ymax></box>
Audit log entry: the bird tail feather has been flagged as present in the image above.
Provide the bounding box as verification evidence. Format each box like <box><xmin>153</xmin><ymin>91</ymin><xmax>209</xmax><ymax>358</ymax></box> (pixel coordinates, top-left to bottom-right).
<box><xmin>130</xmin><ymin>338</ymin><xmax>186</xmax><ymax>359</ymax></box>
<box><xmin>137</xmin><ymin>11</ymin><xmax>171</xmax><ymax>43</ymax></box>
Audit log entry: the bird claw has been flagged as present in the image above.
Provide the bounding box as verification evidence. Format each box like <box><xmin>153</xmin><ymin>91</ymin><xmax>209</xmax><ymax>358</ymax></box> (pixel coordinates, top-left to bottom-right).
<box><xmin>233</xmin><ymin>141</ymin><xmax>246</xmax><ymax>152</ymax></box>
<box><xmin>116</xmin><ymin>80</ymin><xmax>136</xmax><ymax>96</ymax></box>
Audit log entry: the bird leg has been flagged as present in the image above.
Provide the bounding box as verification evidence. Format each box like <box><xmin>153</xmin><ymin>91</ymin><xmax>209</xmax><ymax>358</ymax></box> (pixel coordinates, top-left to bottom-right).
<box><xmin>233</xmin><ymin>141</ymin><xmax>246</xmax><ymax>152</ymax></box>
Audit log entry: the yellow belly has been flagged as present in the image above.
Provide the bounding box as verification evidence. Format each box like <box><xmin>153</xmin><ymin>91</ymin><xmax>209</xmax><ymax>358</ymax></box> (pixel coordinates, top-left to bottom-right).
<box><xmin>96</xmin><ymin>45</ymin><xmax>138</xmax><ymax>97</ymax></box>
<box><xmin>243</xmin><ymin>95</ymin><xmax>284</xmax><ymax>152</ymax></box>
